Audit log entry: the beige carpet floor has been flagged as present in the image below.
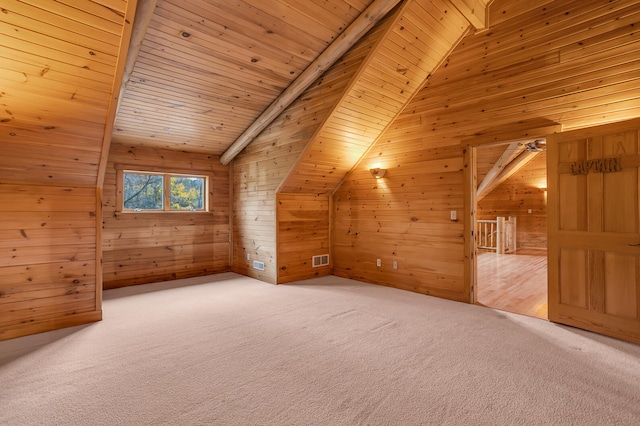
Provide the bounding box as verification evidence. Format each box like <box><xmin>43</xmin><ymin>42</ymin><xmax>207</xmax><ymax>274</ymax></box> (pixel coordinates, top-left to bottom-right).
<box><xmin>1</xmin><ymin>272</ymin><xmax>639</xmax><ymax>425</ymax></box>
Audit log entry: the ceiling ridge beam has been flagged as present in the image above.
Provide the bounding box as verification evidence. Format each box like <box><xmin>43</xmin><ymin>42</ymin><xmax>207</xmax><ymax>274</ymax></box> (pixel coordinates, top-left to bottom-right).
<box><xmin>476</xmin><ymin>141</ymin><xmax>524</xmax><ymax>199</ymax></box>
<box><xmin>477</xmin><ymin>148</ymin><xmax>541</xmax><ymax>201</ymax></box>
<box><xmin>219</xmin><ymin>0</ymin><xmax>403</xmax><ymax>166</ymax></box>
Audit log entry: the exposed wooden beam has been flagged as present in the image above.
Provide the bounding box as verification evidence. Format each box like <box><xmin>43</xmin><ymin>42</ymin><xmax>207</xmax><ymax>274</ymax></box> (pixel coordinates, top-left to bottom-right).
<box><xmin>97</xmin><ymin>0</ymin><xmax>140</xmax><ymax>188</ymax></box>
<box><xmin>450</xmin><ymin>0</ymin><xmax>490</xmax><ymax>29</ymax></box>
<box><xmin>477</xmin><ymin>142</ymin><xmax>523</xmax><ymax>198</ymax></box>
<box><xmin>219</xmin><ymin>0</ymin><xmax>402</xmax><ymax>165</ymax></box>
<box><xmin>116</xmin><ymin>0</ymin><xmax>158</xmax><ymax>115</ymax></box>
<box><xmin>477</xmin><ymin>147</ymin><xmax>541</xmax><ymax>201</ymax></box>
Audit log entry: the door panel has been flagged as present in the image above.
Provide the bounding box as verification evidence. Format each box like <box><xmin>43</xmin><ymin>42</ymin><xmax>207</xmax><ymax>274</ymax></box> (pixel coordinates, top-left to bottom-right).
<box><xmin>604</xmin><ymin>170</ymin><xmax>637</xmax><ymax>233</ymax></box>
<box><xmin>604</xmin><ymin>252</ymin><xmax>638</xmax><ymax>318</ymax></box>
<box><xmin>558</xmin><ymin>173</ymin><xmax>587</xmax><ymax>230</ymax></box>
<box><xmin>558</xmin><ymin>248</ymin><xmax>587</xmax><ymax>308</ymax></box>
<box><xmin>548</xmin><ymin>118</ymin><xmax>640</xmax><ymax>344</ymax></box>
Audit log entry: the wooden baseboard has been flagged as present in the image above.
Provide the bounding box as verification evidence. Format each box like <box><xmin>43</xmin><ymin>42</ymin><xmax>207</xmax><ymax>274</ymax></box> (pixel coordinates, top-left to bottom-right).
<box><xmin>104</xmin><ymin>268</ymin><xmax>232</xmax><ymax>290</ymax></box>
<box><xmin>0</xmin><ymin>310</ymin><xmax>102</xmax><ymax>342</ymax></box>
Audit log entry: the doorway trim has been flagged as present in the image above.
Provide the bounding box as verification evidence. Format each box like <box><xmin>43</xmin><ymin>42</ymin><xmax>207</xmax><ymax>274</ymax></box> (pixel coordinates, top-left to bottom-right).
<box><xmin>464</xmin><ymin>134</ymin><xmax>551</xmax><ymax>306</ymax></box>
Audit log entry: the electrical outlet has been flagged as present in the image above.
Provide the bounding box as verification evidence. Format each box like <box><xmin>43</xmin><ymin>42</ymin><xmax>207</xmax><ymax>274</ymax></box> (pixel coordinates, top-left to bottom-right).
<box><xmin>393</xmin><ymin>260</ymin><xmax>398</xmax><ymax>269</ymax></box>
<box><xmin>247</xmin><ymin>253</ymin><xmax>251</xmax><ymax>260</ymax></box>
<box><xmin>528</xmin><ymin>209</ymin><xmax>532</xmax><ymax>214</ymax></box>
<box><xmin>376</xmin><ymin>259</ymin><xmax>381</xmax><ymax>267</ymax></box>
<box><xmin>450</xmin><ymin>210</ymin><xmax>457</xmax><ymax>221</ymax></box>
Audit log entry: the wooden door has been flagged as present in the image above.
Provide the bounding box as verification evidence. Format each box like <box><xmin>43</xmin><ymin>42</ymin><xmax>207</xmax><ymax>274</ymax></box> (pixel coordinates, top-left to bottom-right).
<box><xmin>547</xmin><ymin>118</ymin><xmax>640</xmax><ymax>344</ymax></box>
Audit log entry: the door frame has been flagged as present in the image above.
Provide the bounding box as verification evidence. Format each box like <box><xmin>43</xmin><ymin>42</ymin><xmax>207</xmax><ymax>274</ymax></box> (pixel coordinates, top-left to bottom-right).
<box><xmin>464</xmin><ymin>135</ymin><xmax>550</xmax><ymax>306</ymax></box>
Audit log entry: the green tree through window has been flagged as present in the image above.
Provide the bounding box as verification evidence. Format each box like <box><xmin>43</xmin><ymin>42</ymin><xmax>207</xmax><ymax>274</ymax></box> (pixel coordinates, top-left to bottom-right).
<box><xmin>122</xmin><ymin>172</ymin><xmax>207</xmax><ymax>212</ymax></box>
<box><xmin>124</xmin><ymin>173</ymin><xmax>163</xmax><ymax>210</ymax></box>
<box><xmin>170</xmin><ymin>176</ymin><xmax>204</xmax><ymax>210</ymax></box>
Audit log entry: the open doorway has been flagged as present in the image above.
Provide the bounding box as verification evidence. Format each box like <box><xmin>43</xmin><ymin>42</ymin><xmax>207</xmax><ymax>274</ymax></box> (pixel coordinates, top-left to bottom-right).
<box><xmin>472</xmin><ymin>139</ymin><xmax>548</xmax><ymax>320</ymax></box>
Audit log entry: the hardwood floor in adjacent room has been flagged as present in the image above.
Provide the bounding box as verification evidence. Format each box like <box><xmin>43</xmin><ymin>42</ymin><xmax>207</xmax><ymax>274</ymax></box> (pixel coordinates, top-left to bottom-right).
<box><xmin>476</xmin><ymin>249</ymin><xmax>548</xmax><ymax>320</ymax></box>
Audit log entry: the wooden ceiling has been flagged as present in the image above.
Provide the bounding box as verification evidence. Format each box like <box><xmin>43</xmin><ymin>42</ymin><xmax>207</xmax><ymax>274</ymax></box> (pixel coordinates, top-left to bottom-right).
<box><xmin>14</xmin><ymin>0</ymin><xmax>634</xmax><ymax>192</ymax></box>
<box><xmin>112</xmin><ymin>0</ymin><xmax>379</xmax><ymax>154</ymax></box>
<box><xmin>278</xmin><ymin>0</ymin><xmax>472</xmax><ymax>193</ymax></box>
<box><xmin>112</xmin><ymin>0</ymin><xmax>490</xmax><ymax>161</ymax></box>
<box><xmin>0</xmin><ymin>0</ymin><xmax>491</xmax><ymax>189</ymax></box>
<box><xmin>0</xmin><ymin>0</ymin><xmax>135</xmax><ymax>186</ymax></box>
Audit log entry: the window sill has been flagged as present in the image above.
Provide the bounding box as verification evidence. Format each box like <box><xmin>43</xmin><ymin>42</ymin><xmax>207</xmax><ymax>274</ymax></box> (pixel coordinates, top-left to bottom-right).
<box><xmin>114</xmin><ymin>211</ymin><xmax>213</xmax><ymax>219</ymax></box>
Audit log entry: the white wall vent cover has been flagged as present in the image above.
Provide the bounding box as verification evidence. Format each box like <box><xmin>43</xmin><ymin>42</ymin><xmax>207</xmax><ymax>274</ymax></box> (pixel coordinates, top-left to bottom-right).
<box><xmin>253</xmin><ymin>260</ymin><xmax>265</xmax><ymax>271</ymax></box>
<box><xmin>312</xmin><ymin>254</ymin><xmax>329</xmax><ymax>267</ymax></box>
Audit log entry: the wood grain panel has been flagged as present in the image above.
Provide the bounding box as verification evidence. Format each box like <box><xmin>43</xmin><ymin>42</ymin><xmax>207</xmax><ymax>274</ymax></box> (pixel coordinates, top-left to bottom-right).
<box><xmin>0</xmin><ymin>184</ymin><xmax>99</xmax><ymax>341</ymax></box>
<box><xmin>277</xmin><ymin>193</ymin><xmax>331</xmax><ymax>283</ymax></box>
<box><xmin>279</xmin><ymin>0</ymin><xmax>471</xmax><ymax>194</ymax></box>
<box><xmin>559</xmin><ymin>248</ymin><xmax>588</xmax><ymax>308</ymax></box>
<box><xmin>604</xmin><ymin>252</ymin><xmax>638</xmax><ymax>318</ymax></box>
<box><xmin>333</xmin><ymin>145</ymin><xmax>467</xmax><ymax>301</ymax></box>
<box><xmin>102</xmin><ymin>143</ymin><xmax>230</xmax><ymax>289</ymax></box>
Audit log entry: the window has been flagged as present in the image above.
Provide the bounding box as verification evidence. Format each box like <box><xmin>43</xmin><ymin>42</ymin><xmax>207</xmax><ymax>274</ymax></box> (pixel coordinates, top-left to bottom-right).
<box><xmin>119</xmin><ymin>170</ymin><xmax>209</xmax><ymax>213</ymax></box>
<box><xmin>123</xmin><ymin>172</ymin><xmax>164</xmax><ymax>210</ymax></box>
<box><xmin>169</xmin><ymin>176</ymin><xmax>205</xmax><ymax>211</ymax></box>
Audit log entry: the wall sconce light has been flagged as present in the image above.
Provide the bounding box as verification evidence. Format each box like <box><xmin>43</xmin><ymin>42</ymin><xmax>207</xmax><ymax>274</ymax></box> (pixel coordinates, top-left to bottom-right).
<box><xmin>370</xmin><ymin>168</ymin><xmax>386</xmax><ymax>179</ymax></box>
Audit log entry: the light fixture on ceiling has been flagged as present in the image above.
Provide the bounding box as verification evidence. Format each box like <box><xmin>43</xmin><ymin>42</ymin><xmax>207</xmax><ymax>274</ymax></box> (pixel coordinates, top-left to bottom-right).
<box><xmin>370</xmin><ymin>168</ymin><xmax>386</xmax><ymax>179</ymax></box>
<box><xmin>523</xmin><ymin>139</ymin><xmax>547</xmax><ymax>152</ymax></box>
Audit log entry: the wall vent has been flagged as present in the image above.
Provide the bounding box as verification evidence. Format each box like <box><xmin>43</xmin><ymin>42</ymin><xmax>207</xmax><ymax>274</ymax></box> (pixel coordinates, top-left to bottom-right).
<box><xmin>312</xmin><ymin>254</ymin><xmax>329</xmax><ymax>267</ymax></box>
<box><xmin>253</xmin><ymin>260</ymin><xmax>265</xmax><ymax>271</ymax></box>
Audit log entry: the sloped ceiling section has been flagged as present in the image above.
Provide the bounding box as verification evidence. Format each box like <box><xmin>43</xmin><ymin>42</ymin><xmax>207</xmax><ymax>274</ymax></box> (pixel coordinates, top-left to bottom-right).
<box><xmin>396</xmin><ymin>0</ymin><xmax>640</xmax><ymax>143</ymax></box>
<box><xmin>112</xmin><ymin>0</ymin><xmax>377</xmax><ymax>154</ymax></box>
<box><xmin>278</xmin><ymin>0</ymin><xmax>486</xmax><ymax>194</ymax></box>
<box><xmin>0</xmin><ymin>0</ymin><xmax>135</xmax><ymax>186</ymax></box>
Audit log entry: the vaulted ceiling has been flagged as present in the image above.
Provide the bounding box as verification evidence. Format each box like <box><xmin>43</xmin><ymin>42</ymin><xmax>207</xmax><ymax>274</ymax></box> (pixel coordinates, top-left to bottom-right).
<box><xmin>113</xmin><ymin>0</ymin><xmax>489</xmax><ymax>164</ymax></box>
<box><xmin>113</xmin><ymin>0</ymin><xmax>383</xmax><ymax>154</ymax></box>
<box><xmin>0</xmin><ymin>0</ymin><xmax>490</xmax><ymax>189</ymax></box>
<box><xmin>3</xmin><ymin>0</ymin><xmax>638</xmax><ymax>193</ymax></box>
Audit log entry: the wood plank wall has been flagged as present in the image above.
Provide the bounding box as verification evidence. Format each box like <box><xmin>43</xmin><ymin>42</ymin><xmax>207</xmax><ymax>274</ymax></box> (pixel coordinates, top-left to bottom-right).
<box><xmin>331</xmin><ymin>0</ymin><xmax>640</xmax><ymax>301</ymax></box>
<box><xmin>333</xmin><ymin>146</ymin><xmax>468</xmax><ymax>301</ymax></box>
<box><xmin>477</xmin><ymin>152</ymin><xmax>548</xmax><ymax>249</ymax></box>
<box><xmin>232</xmin><ymin>20</ymin><xmax>388</xmax><ymax>283</ymax></box>
<box><xmin>0</xmin><ymin>0</ymin><xmax>134</xmax><ymax>340</ymax></box>
<box><xmin>0</xmin><ymin>184</ymin><xmax>101</xmax><ymax>340</ymax></box>
<box><xmin>102</xmin><ymin>143</ymin><xmax>230</xmax><ymax>289</ymax></box>
<box><xmin>277</xmin><ymin>194</ymin><xmax>331</xmax><ymax>283</ymax></box>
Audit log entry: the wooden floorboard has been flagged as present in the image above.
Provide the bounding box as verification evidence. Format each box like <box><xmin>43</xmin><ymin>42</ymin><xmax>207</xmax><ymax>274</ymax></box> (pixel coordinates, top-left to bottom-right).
<box><xmin>476</xmin><ymin>249</ymin><xmax>548</xmax><ymax>320</ymax></box>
